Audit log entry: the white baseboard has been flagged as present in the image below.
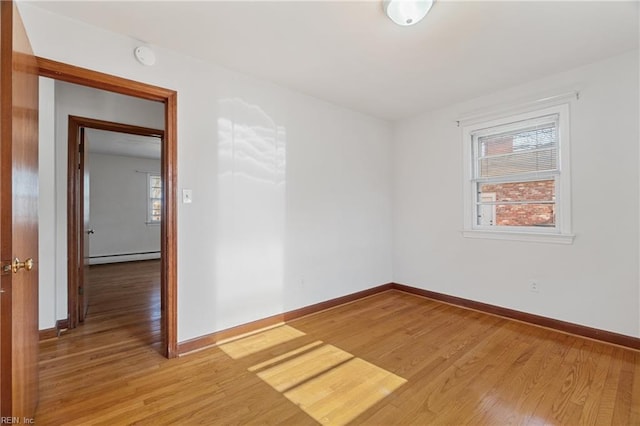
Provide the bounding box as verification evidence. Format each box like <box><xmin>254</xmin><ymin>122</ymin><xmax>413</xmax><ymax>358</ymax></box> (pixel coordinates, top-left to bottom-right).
<box><xmin>89</xmin><ymin>252</ymin><xmax>160</xmax><ymax>265</ymax></box>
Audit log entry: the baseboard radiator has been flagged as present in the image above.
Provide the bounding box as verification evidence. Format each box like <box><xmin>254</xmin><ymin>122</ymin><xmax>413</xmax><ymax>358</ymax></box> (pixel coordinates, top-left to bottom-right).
<box><xmin>89</xmin><ymin>251</ymin><xmax>160</xmax><ymax>265</ymax></box>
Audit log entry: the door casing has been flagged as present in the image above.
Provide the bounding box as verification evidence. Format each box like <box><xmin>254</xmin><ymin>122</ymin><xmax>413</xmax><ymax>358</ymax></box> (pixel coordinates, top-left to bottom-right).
<box><xmin>38</xmin><ymin>58</ymin><xmax>178</xmax><ymax>358</ymax></box>
<box><xmin>67</xmin><ymin>115</ymin><xmax>165</xmax><ymax>328</ymax></box>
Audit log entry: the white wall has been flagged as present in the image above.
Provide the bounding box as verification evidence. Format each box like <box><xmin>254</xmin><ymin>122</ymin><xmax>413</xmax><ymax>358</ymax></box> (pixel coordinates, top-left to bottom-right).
<box><xmin>38</xmin><ymin>77</ymin><xmax>56</xmax><ymax>329</ymax></box>
<box><xmin>89</xmin><ymin>153</ymin><xmax>160</xmax><ymax>264</ymax></box>
<box><xmin>20</xmin><ymin>3</ymin><xmax>394</xmax><ymax>341</ymax></box>
<box><xmin>393</xmin><ymin>50</ymin><xmax>640</xmax><ymax>337</ymax></box>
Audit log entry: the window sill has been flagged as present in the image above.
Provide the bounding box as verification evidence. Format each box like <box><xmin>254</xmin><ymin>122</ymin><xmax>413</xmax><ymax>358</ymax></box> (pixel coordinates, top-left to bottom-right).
<box><xmin>462</xmin><ymin>230</ymin><xmax>575</xmax><ymax>244</ymax></box>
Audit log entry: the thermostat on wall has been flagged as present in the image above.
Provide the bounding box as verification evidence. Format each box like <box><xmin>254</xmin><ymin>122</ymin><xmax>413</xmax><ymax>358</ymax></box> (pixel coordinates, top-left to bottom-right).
<box><xmin>134</xmin><ymin>46</ymin><xmax>156</xmax><ymax>66</ymax></box>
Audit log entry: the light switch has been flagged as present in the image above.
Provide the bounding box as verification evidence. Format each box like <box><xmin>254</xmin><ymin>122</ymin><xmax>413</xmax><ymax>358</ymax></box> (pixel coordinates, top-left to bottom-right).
<box><xmin>182</xmin><ymin>189</ymin><xmax>193</xmax><ymax>204</ymax></box>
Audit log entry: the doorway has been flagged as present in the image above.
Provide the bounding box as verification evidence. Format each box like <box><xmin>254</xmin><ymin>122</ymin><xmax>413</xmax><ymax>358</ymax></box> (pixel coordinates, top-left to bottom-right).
<box><xmin>38</xmin><ymin>58</ymin><xmax>178</xmax><ymax>358</ymax></box>
<box><xmin>69</xmin><ymin>116</ymin><xmax>164</xmax><ymax>327</ymax></box>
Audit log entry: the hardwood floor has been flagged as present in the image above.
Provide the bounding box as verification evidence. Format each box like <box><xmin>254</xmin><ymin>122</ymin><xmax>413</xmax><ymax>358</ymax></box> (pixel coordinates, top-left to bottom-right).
<box><xmin>36</xmin><ymin>262</ymin><xmax>640</xmax><ymax>425</ymax></box>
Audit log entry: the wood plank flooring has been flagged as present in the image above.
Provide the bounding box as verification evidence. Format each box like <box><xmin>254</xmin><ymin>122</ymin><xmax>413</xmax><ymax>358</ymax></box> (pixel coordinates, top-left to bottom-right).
<box><xmin>36</xmin><ymin>261</ymin><xmax>640</xmax><ymax>425</ymax></box>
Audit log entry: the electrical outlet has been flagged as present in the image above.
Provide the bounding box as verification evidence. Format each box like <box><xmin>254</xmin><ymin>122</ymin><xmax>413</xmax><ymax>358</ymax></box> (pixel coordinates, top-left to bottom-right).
<box><xmin>529</xmin><ymin>280</ymin><xmax>539</xmax><ymax>293</ymax></box>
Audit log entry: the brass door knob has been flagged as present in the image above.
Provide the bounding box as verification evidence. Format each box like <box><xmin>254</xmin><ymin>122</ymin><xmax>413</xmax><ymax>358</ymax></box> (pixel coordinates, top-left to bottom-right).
<box><xmin>12</xmin><ymin>257</ymin><xmax>34</xmax><ymax>273</ymax></box>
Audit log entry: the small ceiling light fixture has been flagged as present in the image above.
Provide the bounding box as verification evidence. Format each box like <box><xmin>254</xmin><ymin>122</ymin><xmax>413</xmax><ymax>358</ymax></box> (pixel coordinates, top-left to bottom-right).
<box><xmin>383</xmin><ymin>0</ymin><xmax>434</xmax><ymax>26</ymax></box>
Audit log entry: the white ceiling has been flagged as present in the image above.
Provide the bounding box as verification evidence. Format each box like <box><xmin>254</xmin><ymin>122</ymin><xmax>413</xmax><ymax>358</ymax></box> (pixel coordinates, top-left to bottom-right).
<box><xmin>86</xmin><ymin>128</ymin><xmax>161</xmax><ymax>160</ymax></box>
<box><xmin>31</xmin><ymin>1</ymin><xmax>639</xmax><ymax>121</ymax></box>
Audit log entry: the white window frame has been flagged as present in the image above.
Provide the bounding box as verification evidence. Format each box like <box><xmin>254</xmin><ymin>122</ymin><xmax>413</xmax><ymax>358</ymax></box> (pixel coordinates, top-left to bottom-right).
<box><xmin>462</xmin><ymin>103</ymin><xmax>574</xmax><ymax>244</ymax></box>
<box><xmin>146</xmin><ymin>173</ymin><xmax>162</xmax><ymax>225</ymax></box>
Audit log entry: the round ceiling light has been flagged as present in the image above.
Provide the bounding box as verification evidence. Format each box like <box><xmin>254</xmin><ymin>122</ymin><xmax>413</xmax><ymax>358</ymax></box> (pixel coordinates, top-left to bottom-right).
<box><xmin>383</xmin><ymin>0</ymin><xmax>434</xmax><ymax>26</ymax></box>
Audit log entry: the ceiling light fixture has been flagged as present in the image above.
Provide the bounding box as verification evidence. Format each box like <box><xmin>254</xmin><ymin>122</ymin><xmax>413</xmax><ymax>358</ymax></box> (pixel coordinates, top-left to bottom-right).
<box><xmin>383</xmin><ymin>0</ymin><xmax>434</xmax><ymax>26</ymax></box>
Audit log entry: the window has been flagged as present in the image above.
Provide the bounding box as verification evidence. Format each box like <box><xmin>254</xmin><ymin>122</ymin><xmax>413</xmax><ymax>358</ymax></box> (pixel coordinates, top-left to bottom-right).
<box><xmin>147</xmin><ymin>174</ymin><xmax>162</xmax><ymax>224</ymax></box>
<box><xmin>462</xmin><ymin>104</ymin><xmax>573</xmax><ymax>243</ymax></box>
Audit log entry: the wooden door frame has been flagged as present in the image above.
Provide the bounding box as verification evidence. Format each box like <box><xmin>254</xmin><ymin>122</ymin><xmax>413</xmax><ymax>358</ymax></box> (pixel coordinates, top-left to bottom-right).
<box><xmin>68</xmin><ymin>116</ymin><xmax>165</xmax><ymax>327</ymax></box>
<box><xmin>38</xmin><ymin>58</ymin><xmax>178</xmax><ymax>358</ymax></box>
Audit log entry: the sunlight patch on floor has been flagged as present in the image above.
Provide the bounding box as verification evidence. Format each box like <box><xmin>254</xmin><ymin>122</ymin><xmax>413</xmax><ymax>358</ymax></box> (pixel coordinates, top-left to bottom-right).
<box><xmin>249</xmin><ymin>341</ymin><xmax>325</xmax><ymax>372</ymax></box>
<box><xmin>218</xmin><ymin>325</ymin><xmax>305</xmax><ymax>359</ymax></box>
<box><xmin>256</xmin><ymin>344</ymin><xmax>354</xmax><ymax>392</ymax></box>
<box><xmin>285</xmin><ymin>357</ymin><xmax>407</xmax><ymax>425</ymax></box>
<box><xmin>251</xmin><ymin>340</ymin><xmax>407</xmax><ymax>425</ymax></box>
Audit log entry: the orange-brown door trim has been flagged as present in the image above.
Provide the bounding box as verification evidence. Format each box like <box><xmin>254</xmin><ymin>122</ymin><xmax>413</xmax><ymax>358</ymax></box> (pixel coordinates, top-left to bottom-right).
<box><xmin>39</xmin><ymin>58</ymin><xmax>178</xmax><ymax>358</ymax></box>
<box><xmin>67</xmin><ymin>116</ymin><xmax>165</xmax><ymax>327</ymax></box>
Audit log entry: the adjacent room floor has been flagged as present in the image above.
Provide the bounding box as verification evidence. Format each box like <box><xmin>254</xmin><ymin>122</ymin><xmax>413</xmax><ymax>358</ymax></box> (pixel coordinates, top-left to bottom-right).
<box><xmin>36</xmin><ymin>261</ymin><xmax>640</xmax><ymax>425</ymax></box>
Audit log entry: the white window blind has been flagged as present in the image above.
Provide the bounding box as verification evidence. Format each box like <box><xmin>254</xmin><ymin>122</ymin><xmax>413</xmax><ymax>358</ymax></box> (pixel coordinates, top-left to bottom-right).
<box><xmin>473</xmin><ymin>114</ymin><xmax>559</xmax><ymax>181</ymax></box>
<box><xmin>470</xmin><ymin>113</ymin><xmax>562</xmax><ymax>231</ymax></box>
<box><xmin>462</xmin><ymin>102</ymin><xmax>573</xmax><ymax>243</ymax></box>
